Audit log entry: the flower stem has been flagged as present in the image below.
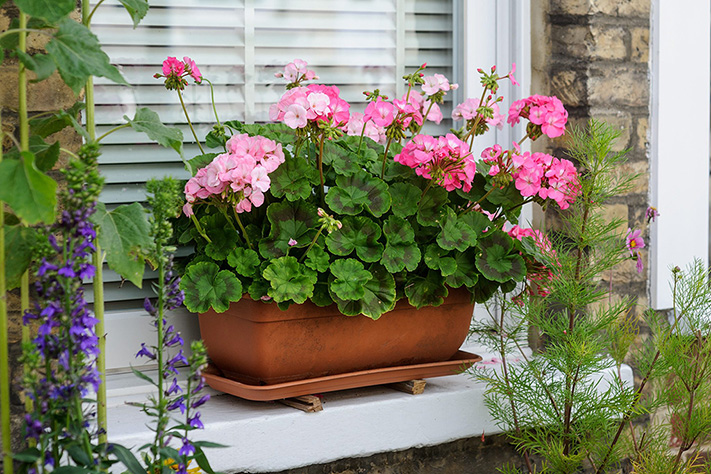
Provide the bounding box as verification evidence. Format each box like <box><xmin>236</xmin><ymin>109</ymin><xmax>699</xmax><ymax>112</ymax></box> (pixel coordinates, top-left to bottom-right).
<box><xmin>0</xmin><ymin>108</ymin><xmax>12</xmax><ymax>474</ymax></box>
<box><xmin>299</xmin><ymin>226</ymin><xmax>325</xmax><ymax>263</ymax></box>
<box><xmin>154</xmin><ymin>246</ymin><xmax>166</xmax><ymax>470</ymax></box>
<box><xmin>231</xmin><ymin>208</ymin><xmax>253</xmax><ymax>250</ymax></box>
<box><xmin>317</xmin><ymin>133</ymin><xmax>326</xmax><ymax>204</ymax></box>
<box><xmin>203</xmin><ymin>78</ymin><xmax>221</xmax><ymax>127</ymax></box>
<box><xmin>95</xmin><ymin>123</ymin><xmax>129</xmax><ymax>143</ymax></box>
<box><xmin>177</xmin><ymin>88</ymin><xmax>205</xmax><ymax>155</ymax></box>
<box><xmin>380</xmin><ymin>137</ymin><xmax>393</xmax><ymax>179</ymax></box>
<box><xmin>357</xmin><ymin>122</ymin><xmax>367</xmax><ymax>153</ymax></box>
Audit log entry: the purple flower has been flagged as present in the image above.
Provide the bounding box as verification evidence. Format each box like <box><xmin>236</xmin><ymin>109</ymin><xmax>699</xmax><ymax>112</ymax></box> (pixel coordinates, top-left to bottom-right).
<box><xmin>178</xmin><ymin>438</ymin><xmax>195</xmax><ymax>457</ymax></box>
<box><xmin>167</xmin><ymin>396</ymin><xmax>186</xmax><ymax>414</ymax></box>
<box><xmin>57</xmin><ymin>264</ymin><xmax>77</xmax><ymax>278</ymax></box>
<box><xmin>165</xmin><ymin>377</ymin><xmax>182</xmax><ymax>396</ymax></box>
<box><xmin>167</xmin><ymin>350</ymin><xmax>188</xmax><ymax>367</ymax></box>
<box><xmin>143</xmin><ymin>298</ymin><xmax>157</xmax><ymax>316</ymax></box>
<box><xmin>191</xmin><ymin>394</ymin><xmax>210</xmax><ymax>409</ymax></box>
<box><xmin>136</xmin><ymin>343</ymin><xmax>156</xmax><ymax>360</ymax></box>
<box><xmin>646</xmin><ymin>206</ymin><xmax>660</xmax><ymax>223</ymax></box>
<box><xmin>188</xmin><ymin>412</ymin><xmax>204</xmax><ymax>429</ymax></box>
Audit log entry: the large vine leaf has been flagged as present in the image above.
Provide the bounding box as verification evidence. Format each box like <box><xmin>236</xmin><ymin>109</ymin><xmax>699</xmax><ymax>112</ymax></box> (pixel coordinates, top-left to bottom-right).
<box><xmin>475</xmin><ymin>230</ymin><xmax>526</xmax><ymax>283</ymax></box>
<box><xmin>5</xmin><ymin>135</ymin><xmax>60</xmax><ymax>172</ymax></box>
<box><xmin>424</xmin><ymin>245</ymin><xmax>457</xmax><ymax>277</ymax></box>
<box><xmin>389</xmin><ymin>182</ymin><xmax>421</xmax><ymax>218</ymax></box>
<box><xmin>124</xmin><ymin>108</ymin><xmax>184</xmax><ymax>157</ymax></box>
<box><xmin>304</xmin><ymin>244</ymin><xmax>330</xmax><ymax>272</ymax></box>
<box><xmin>14</xmin><ymin>0</ymin><xmax>74</xmax><ymax>23</ymax></box>
<box><xmin>92</xmin><ymin>202</ymin><xmax>151</xmax><ymax>287</ymax></box>
<box><xmin>263</xmin><ymin>256</ymin><xmax>317</xmax><ymax>304</ymax></box>
<box><xmin>445</xmin><ymin>249</ymin><xmax>479</xmax><ymax>288</ymax></box>
<box><xmin>16</xmin><ymin>51</ymin><xmax>56</xmax><ymax>83</ymax></box>
<box><xmin>4</xmin><ymin>225</ymin><xmax>37</xmax><ymax>290</ymax></box>
<box><xmin>29</xmin><ymin>102</ymin><xmax>85</xmax><ymax>138</ymax></box>
<box><xmin>437</xmin><ymin>208</ymin><xmax>478</xmax><ymax>252</ymax></box>
<box><xmin>330</xmin><ymin>264</ymin><xmax>396</xmax><ymax>320</ymax></box>
<box><xmin>405</xmin><ymin>271</ymin><xmax>449</xmax><ymax>309</ymax></box>
<box><xmin>226</xmin><ymin>247</ymin><xmax>261</xmax><ymax>277</ymax></box>
<box><xmin>118</xmin><ymin>0</ymin><xmax>150</xmax><ymax>28</ymax></box>
<box><xmin>200</xmin><ymin>214</ymin><xmax>239</xmax><ymax>261</ymax></box>
<box><xmin>325</xmin><ymin>171</ymin><xmax>391</xmax><ymax>217</ymax></box>
<box><xmin>328</xmin><ymin>258</ymin><xmax>372</xmax><ymax>301</ymax></box>
<box><xmin>325</xmin><ymin>216</ymin><xmax>383</xmax><ymax>262</ymax></box>
<box><xmin>0</xmin><ymin>151</ymin><xmax>56</xmax><ymax>225</ymax></box>
<box><xmin>416</xmin><ymin>184</ymin><xmax>448</xmax><ymax>226</ymax></box>
<box><xmin>269</xmin><ymin>154</ymin><xmax>319</xmax><ymax>201</ymax></box>
<box><xmin>46</xmin><ymin>19</ymin><xmax>129</xmax><ymax>94</ymax></box>
<box><xmin>180</xmin><ymin>262</ymin><xmax>243</xmax><ymax>313</ymax></box>
<box><xmin>259</xmin><ymin>201</ymin><xmax>319</xmax><ymax>259</ymax></box>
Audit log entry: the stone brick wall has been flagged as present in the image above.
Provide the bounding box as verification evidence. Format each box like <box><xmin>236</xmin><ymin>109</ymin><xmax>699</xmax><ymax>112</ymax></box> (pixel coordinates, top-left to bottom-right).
<box><xmin>531</xmin><ymin>0</ymin><xmax>652</xmax><ymax>316</ymax></box>
<box><xmin>0</xmin><ymin>2</ymin><xmax>81</xmax><ymax>462</ymax></box>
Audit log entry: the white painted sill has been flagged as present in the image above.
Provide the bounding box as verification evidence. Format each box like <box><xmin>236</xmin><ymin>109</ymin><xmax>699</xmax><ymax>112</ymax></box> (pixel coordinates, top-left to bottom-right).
<box><xmin>105</xmin><ymin>340</ymin><xmax>634</xmax><ymax>474</ymax></box>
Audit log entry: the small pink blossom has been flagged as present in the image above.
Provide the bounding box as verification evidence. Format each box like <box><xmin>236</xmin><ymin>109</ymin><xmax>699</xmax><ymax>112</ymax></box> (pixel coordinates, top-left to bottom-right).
<box><xmin>284</xmin><ymin>104</ymin><xmax>308</xmax><ymax>129</ymax></box>
<box><xmin>646</xmin><ymin>206</ymin><xmax>660</xmax><ymax>223</ymax></box>
<box><xmin>183</xmin><ymin>56</ymin><xmax>202</xmax><ymax>83</ymax></box>
<box><xmin>288</xmin><ymin>238</ymin><xmax>298</xmax><ymax>247</ymax></box>
<box><xmin>507</xmin><ymin>63</ymin><xmax>519</xmax><ymax>86</ymax></box>
<box><xmin>364</xmin><ymin>99</ymin><xmax>394</xmax><ymax>127</ymax></box>
<box><xmin>625</xmin><ymin>228</ymin><xmax>645</xmax><ymax>256</ymax></box>
<box><xmin>635</xmin><ymin>252</ymin><xmax>644</xmax><ymax>273</ymax></box>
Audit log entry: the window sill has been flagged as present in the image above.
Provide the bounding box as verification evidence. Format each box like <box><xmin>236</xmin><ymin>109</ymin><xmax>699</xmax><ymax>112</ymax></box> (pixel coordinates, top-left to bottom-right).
<box><xmin>106</xmin><ymin>344</ymin><xmax>633</xmax><ymax>473</ymax></box>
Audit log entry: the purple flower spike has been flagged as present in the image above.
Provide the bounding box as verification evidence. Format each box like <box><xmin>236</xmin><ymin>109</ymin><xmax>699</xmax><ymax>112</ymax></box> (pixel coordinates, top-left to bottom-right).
<box><xmin>191</xmin><ymin>393</ymin><xmax>210</xmax><ymax>409</ymax></box>
<box><xmin>178</xmin><ymin>438</ymin><xmax>195</xmax><ymax>457</ymax></box>
<box><xmin>136</xmin><ymin>343</ymin><xmax>156</xmax><ymax>360</ymax></box>
<box><xmin>165</xmin><ymin>377</ymin><xmax>182</xmax><ymax>396</ymax></box>
<box><xmin>188</xmin><ymin>412</ymin><xmax>204</xmax><ymax>429</ymax></box>
<box><xmin>167</xmin><ymin>396</ymin><xmax>186</xmax><ymax>414</ymax></box>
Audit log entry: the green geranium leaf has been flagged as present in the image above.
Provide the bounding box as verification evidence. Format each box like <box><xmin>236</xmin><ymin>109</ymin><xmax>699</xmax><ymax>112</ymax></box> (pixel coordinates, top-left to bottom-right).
<box><xmin>124</xmin><ymin>108</ymin><xmax>184</xmax><ymax>157</ymax></box>
<box><xmin>247</xmin><ymin>277</ymin><xmax>270</xmax><ymax>301</ymax></box>
<box><xmin>118</xmin><ymin>0</ymin><xmax>150</xmax><ymax>28</ymax></box>
<box><xmin>270</xmin><ymin>154</ymin><xmax>319</xmax><ymax>201</ymax></box>
<box><xmin>322</xmin><ymin>142</ymin><xmax>363</xmax><ymax>176</ymax></box>
<box><xmin>263</xmin><ymin>256</ymin><xmax>317</xmax><ymax>304</ymax></box>
<box><xmin>416</xmin><ymin>184</ymin><xmax>448</xmax><ymax>226</ymax></box>
<box><xmin>16</xmin><ymin>51</ymin><xmax>56</xmax><ymax>83</ymax></box>
<box><xmin>424</xmin><ymin>245</ymin><xmax>457</xmax><ymax>277</ymax></box>
<box><xmin>0</xmin><ymin>151</ymin><xmax>56</xmax><ymax>225</ymax></box>
<box><xmin>458</xmin><ymin>210</ymin><xmax>491</xmax><ymax>234</ymax></box>
<box><xmin>475</xmin><ymin>230</ymin><xmax>526</xmax><ymax>283</ymax></box>
<box><xmin>47</xmin><ymin>19</ymin><xmax>129</xmax><ymax>94</ymax></box>
<box><xmin>331</xmin><ymin>264</ymin><xmax>396</xmax><ymax>320</ymax></box>
<box><xmin>241</xmin><ymin>123</ymin><xmax>296</xmax><ymax>145</ymax></box>
<box><xmin>325</xmin><ymin>216</ymin><xmax>383</xmax><ymax>262</ymax></box>
<box><xmin>259</xmin><ymin>201</ymin><xmax>319</xmax><ymax>259</ymax></box>
<box><xmin>188</xmin><ymin>153</ymin><xmax>218</xmax><ymax>175</ymax></box>
<box><xmin>445</xmin><ymin>250</ymin><xmax>479</xmax><ymax>288</ymax></box>
<box><xmin>389</xmin><ymin>182</ymin><xmax>421</xmax><ymax>218</ymax></box>
<box><xmin>405</xmin><ymin>271</ymin><xmax>449</xmax><ymax>309</ymax></box>
<box><xmin>304</xmin><ymin>244</ymin><xmax>330</xmax><ymax>272</ymax></box>
<box><xmin>92</xmin><ymin>202</ymin><xmax>151</xmax><ymax>287</ymax></box>
<box><xmin>226</xmin><ymin>247</ymin><xmax>261</xmax><ymax>277</ymax></box>
<box><xmin>329</xmin><ymin>258</ymin><xmax>372</xmax><ymax>301</ymax></box>
<box><xmin>205</xmin><ymin>129</ymin><xmax>226</xmax><ymax>149</ymax></box>
<box><xmin>29</xmin><ymin>102</ymin><xmax>85</xmax><ymax>138</ymax></box>
<box><xmin>310</xmin><ymin>281</ymin><xmax>334</xmax><ymax>307</ymax></box>
<box><xmin>200</xmin><ymin>214</ymin><xmax>239</xmax><ymax>261</ymax></box>
<box><xmin>472</xmin><ymin>277</ymin><xmax>500</xmax><ymax>304</ymax></box>
<box><xmin>325</xmin><ymin>171</ymin><xmax>391</xmax><ymax>217</ymax></box>
<box><xmin>4</xmin><ymin>225</ymin><xmax>37</xmax><ymax>290</ymax></box>
<box><xmin>14</xmin><ymin>0</ymin><xmax>74</xmax><ymax>22</ymax></box>
<box><xmin>180</xmin><ymin>262</ymin><xmax>243</xmax><ymax>313</ymax></box>
<box><xmin>380</xmin><ymin>243</ymin><xmax>421</xmax><ymax>273</ymax></box>
<box><xmin>437</xmin><ymin>208</ymin><xmax>477</xmax><ymax>252</ymax></box>
<box><xmin>382</xmin><ymin>216</ymin><xmax>414</xmax><ymax>245</ymax></box>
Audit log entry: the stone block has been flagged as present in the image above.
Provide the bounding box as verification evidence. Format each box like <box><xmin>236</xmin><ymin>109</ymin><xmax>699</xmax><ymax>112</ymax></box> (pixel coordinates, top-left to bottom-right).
<box><xmin>601</xmin><ymin>203</ymin><xmax>629</xmax><ymax>231</ymax></box>
<box><xmin>614</xmin><ymin>160</ymin><xmax>649</xmax><ymax>195</ymax></box>
<box><xmin>631</xmin><ymin>27</ymin><xmax>649</xmax><ymax>63</ymax></box>
<box><xmin>550</xmin><ymin>70</ymin><xmax>586</xmax><ymax>107</ymax></box>
<box><xmin>589</xmin><ymin>111</ymin><xmax>631</xmax><ymax>151</ymax></box>
<box><xmin>550</xmin><ymin>0</ymin><xmax>651</xmax><ymax>16</ymax></box>
<box><xmin>588</xmin><ymin>68</ymin><xmax>649</xmax><ymax>107</ymax></box>
<box><xmin>554</xmin><ymin>24</ymin><xmax>627</xmax><ymax>61</ymax></box>
<box><xmin>636</xmin><ymin>116</ymin><xmax>648</xmax><ymax>151</ymax></box>
<box><xmin>0</xmin><ymin>67</ymin><xmax>77</xmax><ymax>111</ymax></box>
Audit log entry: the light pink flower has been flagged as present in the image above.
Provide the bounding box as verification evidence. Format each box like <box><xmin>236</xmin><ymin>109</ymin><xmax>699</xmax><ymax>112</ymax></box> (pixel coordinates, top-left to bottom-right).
<box><xmin>288</xmin><ymin>238</ymin><xmax>297</xmax><ymax>247</ymax></box>
<box><xmin>364</xmin><ymin>99</ymin><xmax>394</xmax><ymax>127</ymax></box>
<box><xmin>626</xmin><ymin>228</ymin><xmax>645</xmax><ymax>256</ymax></box>
<box><xmin>284</xmin><ymin>104</ymin><xmax>308</xmax><ymax>129</ymax></box>
<box><xmin>507</xmin><ymin>63</ymin><xmax>519</xmax><ymax>86</ymax></box>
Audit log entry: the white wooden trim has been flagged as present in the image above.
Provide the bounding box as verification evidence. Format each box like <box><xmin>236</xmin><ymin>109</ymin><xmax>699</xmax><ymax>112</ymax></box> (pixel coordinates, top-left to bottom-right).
<box><xmin>650</xmin><ymin>0</ymin><xmax>710</xmax><ymax>309</ymax></box>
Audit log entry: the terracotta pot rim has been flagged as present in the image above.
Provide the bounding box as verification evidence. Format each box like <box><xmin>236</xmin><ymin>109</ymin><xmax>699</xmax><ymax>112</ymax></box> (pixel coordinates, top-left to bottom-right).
<box><xmin>202</xmin><ymin>286</ymin><xmax>473</xmax><ymax>323</ymax></box>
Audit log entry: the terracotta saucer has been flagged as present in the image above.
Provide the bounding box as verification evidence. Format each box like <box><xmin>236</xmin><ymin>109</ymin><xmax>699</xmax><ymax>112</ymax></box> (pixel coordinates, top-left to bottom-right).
<box><xmin>202</xmin><ymin>350</ymin><xmax>482</xmax><ymax>401</ymax></box>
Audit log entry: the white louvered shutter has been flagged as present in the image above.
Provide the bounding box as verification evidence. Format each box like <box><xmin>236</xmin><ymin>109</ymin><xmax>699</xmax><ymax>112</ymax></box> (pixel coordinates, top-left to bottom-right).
<box><xmin>89</xmin><ymin>0</ymin><xmax>456</xmax><ymax>372</ymax></box>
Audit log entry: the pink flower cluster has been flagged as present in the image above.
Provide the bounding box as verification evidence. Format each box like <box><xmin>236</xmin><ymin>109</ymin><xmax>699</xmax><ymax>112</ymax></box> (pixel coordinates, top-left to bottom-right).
<box><xmin>270</xmin><ymin>84</ymin><xmax>350</xmax><ymax>129</ymax></box>
<box><xmin>452</xmin><ymin>98</ymin><xmax>505</xmax><ymax>129</ymax></box>
<box><xmin>154</xmin><ymin>56</ymin><xmax>202</xmax><ymax>90</ymax></box>
<box><xmin>511</xmin><ymin>151</ymin><xmax>579</xmax><ymax>210</ymax></box>
<box><xmin>183</xmin><ymin>134</ymin><xmax>285</xmax><ymax>216</ymax></box>
<box><xmin>508</xmin><ymin>95</ymin><xmax>568</xmax><ymax>138</ymax></box>
<box><xmin>394</xmin><ymin>134</ymin><xmax>475</xmax><ymax>192</ymax></box>
<box><xmin>421</xmin><ymin>73</ymin><xmax>458</xmax><ymax>97</ymax></box>
<box><xmin>344</xmin><ymin>112</ymin><xmax>387</xmax><ymax>144</ymax></box>
<box><xmin>274</xmin><ymin>59</ymin><xmax>318</xmax><ymax>84</ymax></box>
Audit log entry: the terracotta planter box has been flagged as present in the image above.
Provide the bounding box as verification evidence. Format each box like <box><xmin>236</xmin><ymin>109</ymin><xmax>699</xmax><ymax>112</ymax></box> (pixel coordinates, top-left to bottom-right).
<box><xmin>198</xmin><ymin>287</ymin><xmax>475</xmax><ymax>385</ymax></box>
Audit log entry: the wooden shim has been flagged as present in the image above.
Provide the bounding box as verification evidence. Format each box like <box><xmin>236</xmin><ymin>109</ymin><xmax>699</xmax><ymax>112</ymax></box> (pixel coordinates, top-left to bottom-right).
<box><xmin>387</xmin><ymin>379</ymin><xmax>426</xmax><ymax>395</ymax></box>
<box><xmin>278</xmin><ymin>395</ymin><xmax>323</xmax><ymax>413</ymax></box>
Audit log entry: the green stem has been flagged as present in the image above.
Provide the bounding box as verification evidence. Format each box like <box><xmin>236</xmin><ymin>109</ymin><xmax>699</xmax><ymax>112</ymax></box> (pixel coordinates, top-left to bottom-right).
<box><xmin>416</xmin><ymin>180</ymin><xmax>433</xmax><ymax>213</ymax></box>
<box><xmin>95</xmin><ymin>123</ymin><xmax>129</xmax><ymax>143</ymax></box>
<box><xmin>154</xmin><ymin>245</ymin><xmax>166</xmax><ymax>470</ymax></box>
<box><xmin>356</xmin><ymin>122</ymin><xmax>367</xmax><ymax>154</ymax></box>
<box><xmin>189</xmin><ymin>214</ymin><xmax>211</xmax><ymax>243</ymax></box>
<box><xmin>203</xmin><ymin>78</ymin><xmax>221</xmax><ymax>127</ymax></box>
<box><xmin>59</xmin><ymin>148</ymin><xmax>79</xmax><ymax>160</ymax></box>
<box><xmin>380</xmin><ymin>136</ymin><xmax>393</xmax><ymax>179</ymax></box>
<box><xmin>412</xmin><ymin>101</ymin><xmax>434</xmax><ymax>137</ymax></box>
<box><xmin>0</xmin><ymin>108</ymin><xmax>12</xmax><ymax>474</ymax></box>
<box><xmin>231</xmin><ymin>208</ymin><xmax>253</xmax><ymax>250</ymax></box>
<box><xmin>85</xmin><ymin>0</ymin><xmax>106</xmax><ymax>27</ymax></box>
<box><xmin>0</xmin><ymin>28</ymin><xmax>51</xmax><ymax>42</ymax></box>
<box><xmin>177</xmin><ymin>88</ymin><xmax>205</xmax><ymax>155</ymax></box>
<box><xmin>462</xmin><ymin>86</ymin><xmax>489</xmax><ymax>144</ymax></box>
<box><xmin>93</xmin><ymin>246</ymin><xmax>107</xmax><ymax>445</ymax></box>
<box><xmin>299</xmin><ymin>226</ymin><xmax>325</xmax><ymax>263</ymax></box>
<box><xmin>317</xmin><ymin>133</ymin><xmax>325</xmax><ymax>204</ymax></box>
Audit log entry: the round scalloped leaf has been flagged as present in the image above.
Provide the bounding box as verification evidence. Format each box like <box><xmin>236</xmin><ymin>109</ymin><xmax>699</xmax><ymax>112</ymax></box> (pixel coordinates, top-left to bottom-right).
<box><xmin>322</xmin><ymin>141</ymin><xmax>364</xmax><ymax>176</ymax></box>
<box><xmin>198</xmin><ymin>214</ymin><xmax>240</xmax><ymax>261</ymax></box>
<box><xmin>380</xmin><ymin>243</ymin><xmax>421</xmax><ymax>273</ymax></box>
<box><xmin>226</xmin><ymin>247</ymin><xmax>261</xmax><ymax>277</ymax></box>
<box><xmin>444</xmin><ymin>250</ymin><xmax>479</xmax><ymax>288</ymax></box>
<box><xmin>472</xmin><ymin>277</ymin><xmax>500</xmax><ymax>304</ymax></box>
<box><xmin>405</xmin><ymin>271</ymin><xmax>449</xmax><ymax>309</ymax></box>
<box><xmin>311</xmin><ymin>281</ymin><xmax>334</xmax><ymax>307</ymax></box>
<box><xmin>423</xmin><ymin>245</ymin><xmax>458</xmax><ymax>277</ymax></box>
<box><xmin>325</xmin><ymin>171</ymin><xmax>391</xmax><ymax>217</ymax></box>
<box><xmin>180</xmin><ymin>262</ymin><xmax>243</xmax><ymax>314</ymax></box>
<box><xmin>475</xmin><ymin>231</ymin><xmax>526</xmax><ymax>283</ymax></box>
<box><xmin>325</xmin><ymin>216</ymin><xmax>384</xmax><ymax>262</ymax></box>
<box><xmin>389</xmin><ymin>182</ymin><xmax>421</xmax><ymax>218</ymax></box>
<box><xmin>437</xmin><ymin>208</ymin><xmax>478</xmax><ymax>252</ymax></box>
<box><xmin>263</xmin><ymin>256</ymin><xmax>318</xmax><ymax>304</ymax></box>
<box><xmin>458</xmin><ymin>210</ymin><xmax>491</xmax><ymax>235</ymax></box>
<box><xmin>248</xmin><ymin>277</ymin><xmax>270</xmax><ymax>301</ymax></box>
<box><xmin>416</xmin><ymin>185</ymin><xmax>448</xmax><ymax>226</ymax></box>
<box><xmin>382</xmin><ymin>215</ymin><xmax>414</xmax><ymax>246</ymax></box>
<box><xmin>259</xmin><ymin>201</ymin><xmax>319</xmax><ymax>259</ymax></box>
<box><xmin>270</xmin><ymin>153</ymin><xmax>319</xmax><ymax>201</ymax></box>
<box><xmin>329</xmin><ymin>258</ymin><xmax>372</xmax><ymax>301</ymax></box>
<box><xmin>304</xmin><ymin>244</ymin><xmax>330</xmax><ymax>272</ymax></box>
<box><xmin>330</xmin><ymin>264</ymin><xmax>396</xmax><ymax>320</ymax></box>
